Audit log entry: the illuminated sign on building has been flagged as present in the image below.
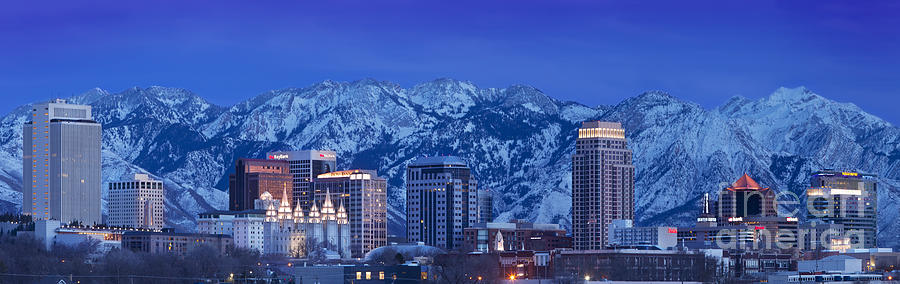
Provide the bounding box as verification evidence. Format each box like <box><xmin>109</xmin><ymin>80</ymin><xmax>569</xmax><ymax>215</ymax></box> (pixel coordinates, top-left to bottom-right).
<box><xmin>807</xmin><ymin>188</ymin><xmax>862</xmax><ymax>196</ymax></box>
<box><xmin>786</xmin><ymin>217</ymin><xmax>798</xmax><ymax>222</ymax></box>
<box><xmin>667</xmin><ymin>228</ymin><xmax>677</xmax><ymax>234</ymax></box>
<box><xmin>317</xmin><ymin>170</ymin><xmax>372</xmax><ymax>179</ymax></box>
<box><xmin>269</xmin><ymin>154</ymin><xmax>289</xmax><ymax>160</ymax></box>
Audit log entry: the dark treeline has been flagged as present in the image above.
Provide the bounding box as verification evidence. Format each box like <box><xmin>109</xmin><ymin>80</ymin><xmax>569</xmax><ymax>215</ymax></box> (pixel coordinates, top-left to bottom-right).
<box><xmin>0</xmin><ymin>234</ymin><xmax>270</xmax><ymax>284</ymax></box>
<box><xmin>0</xmin><ymin>213</ymin><xmax>32</xmax><ymax>223</ymax></box>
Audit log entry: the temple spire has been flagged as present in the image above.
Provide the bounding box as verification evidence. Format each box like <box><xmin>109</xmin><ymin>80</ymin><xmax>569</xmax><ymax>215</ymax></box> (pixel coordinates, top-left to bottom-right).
<box><xmin>277</xmin><ymin>183</ymin><xmax>292</xmax><ymax>220</ymax></box>
<box><xmin>280</xmin><ymin>183</ymin><xmax>291</xmax><ymax>207</ymax></box>
<box><xmin>321</xmin><ymin>189</ymin><xmax>336</xmax><ymax>220</ymax></box>
<box><xmin>337</xmin><ymin>200</ymin><xmax>348</xmax><ymax>224</ymax></box>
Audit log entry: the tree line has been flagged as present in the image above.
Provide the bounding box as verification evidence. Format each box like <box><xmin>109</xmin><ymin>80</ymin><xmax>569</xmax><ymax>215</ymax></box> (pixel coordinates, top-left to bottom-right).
<box><xmin>0</xmin><ymin>232</ymin><xmax>276</xmax><ymax>284</ymax></box>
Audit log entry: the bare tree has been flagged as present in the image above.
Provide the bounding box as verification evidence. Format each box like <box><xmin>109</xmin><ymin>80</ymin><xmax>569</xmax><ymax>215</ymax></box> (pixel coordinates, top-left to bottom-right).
<box><xmin>433</xmin><ymin>252</ymin><xmax>500</xmax><ymax>284</ymax></box>
<box><xmin>100</xmin><ymin>248</ymin><xmax>145</xmax><ymax>283</ymax></box>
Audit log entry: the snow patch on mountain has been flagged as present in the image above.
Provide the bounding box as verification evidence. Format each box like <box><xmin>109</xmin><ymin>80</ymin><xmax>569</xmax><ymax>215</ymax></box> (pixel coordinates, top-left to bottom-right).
<box><xmin>0</xmin><ymin>80</ymin><xmax>897</xmax><ymax>248</ymax></box>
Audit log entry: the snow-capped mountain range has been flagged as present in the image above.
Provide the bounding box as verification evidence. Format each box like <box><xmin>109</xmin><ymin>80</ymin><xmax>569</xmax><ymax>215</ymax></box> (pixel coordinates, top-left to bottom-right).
<box><xmin>0</xmin><ymin>79</ymin><xmax>897</xmax><ymax>247</ymax></box>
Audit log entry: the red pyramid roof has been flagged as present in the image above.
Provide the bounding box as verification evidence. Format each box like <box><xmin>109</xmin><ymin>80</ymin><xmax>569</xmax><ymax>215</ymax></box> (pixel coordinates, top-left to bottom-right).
<box><xmin>726</xmin><ymin>173</ymin><xmax>768</xmax><ymax>191</ymax></box>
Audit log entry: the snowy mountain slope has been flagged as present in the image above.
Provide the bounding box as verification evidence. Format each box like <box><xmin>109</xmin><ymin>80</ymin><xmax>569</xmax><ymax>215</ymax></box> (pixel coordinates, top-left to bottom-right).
<box><xmin>0</xmin><ymin>80</ymin><xmax>897</xmax><ymax>248</ymax></box>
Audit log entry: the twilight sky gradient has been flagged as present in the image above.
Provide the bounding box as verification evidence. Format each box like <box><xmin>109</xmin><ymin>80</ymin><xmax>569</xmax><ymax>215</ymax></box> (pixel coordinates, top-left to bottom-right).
<box><xmin>1</xmin><ymin>1</ymin><xmax>899</xmax><ymax>123</ymax></box>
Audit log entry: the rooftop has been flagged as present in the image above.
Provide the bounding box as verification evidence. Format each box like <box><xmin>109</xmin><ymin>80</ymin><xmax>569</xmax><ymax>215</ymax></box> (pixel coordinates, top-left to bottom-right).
<box><xmin>316</xmin><ymin>169</ymin><xmax>377</xmax><ymax>179</ymax></box>
<box><xmin>811</xmin><ymin>170</ymin><xmax>877</xmax><ymax>178</ymax></box>
<box><xmin>409</xmin><ymin>156</ymin><xmax>468</xmax><ymax>167</ymax></box>
<box><xmin>580</xmin><ymin>121</ymin><xmax>622</xmax><ymax>129</ymax></box>
<box><xmin>198</xmin><ymin>209</ymin><xmax>266</xmax><ymax>216</ymax></box>
<box><xmin>122</xmin><ymin>231</ymin><xmax>232</xmax><ymax>238</ymax></box>
<box><xmin>726</xmin><ymin>173</ymin><xmax>769</xmax><ymax>191</ymax></box>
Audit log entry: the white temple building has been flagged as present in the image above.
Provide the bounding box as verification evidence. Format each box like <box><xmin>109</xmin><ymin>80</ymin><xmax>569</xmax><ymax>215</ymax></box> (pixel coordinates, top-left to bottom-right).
<box><xmin>261</xmin><ymin>186</ymin><xmax>350</xmax><ymax>258</ymax></box>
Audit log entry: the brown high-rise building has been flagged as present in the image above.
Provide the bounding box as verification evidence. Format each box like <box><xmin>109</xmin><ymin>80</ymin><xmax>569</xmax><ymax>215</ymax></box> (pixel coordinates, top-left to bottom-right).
<box><xmin>571</xmin><ymin>121</ymin><xmax>634</xmax><ymax>250</ymax></box>
<box><xmin>229</xmin><ymin>158</ymin><xmax>292</xmax><ymax>211</ymax></box>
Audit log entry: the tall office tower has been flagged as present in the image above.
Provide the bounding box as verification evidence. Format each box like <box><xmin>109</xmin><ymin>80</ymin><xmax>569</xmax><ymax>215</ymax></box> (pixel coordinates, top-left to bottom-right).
<box><xmin>266</xmin><ymin>150</ymin><xmax>337</xmax><ymax>209</ymax></box>
<box><xmin>477</xmin><ymin>189</ymin><xmax>493</xmax><ymax>223</ymax></box>
<box><xmin>806</xmin><ymin>170</ymin><xmax>878</xmax><ymax>248</ymax></box>
<box><xmin>405</xmin><ymin>156</ymin><xmax>479</xmax><ymax>251</ymax></box>
<box><xmin>22</xmin><ymin>99</ymin><xmax>101</xmax><ymax>225</ymax></box>
<box><xmin>313</xmin><ymin>169</ymin><xmax>387</xmax><ymax>258</ymax></box>
<box><xmin>108</xmin><ymin>174</ymin><xmax>165</xmax><ymax>230</ymax></box>
<box><xmin>229</xmin><ymin>158</ymin><xmax>292</xmax><ymax>211</ymax></box>
<box><xmin>571</xmin><ymin>121</ymin><xmax>634</xmax><ymax>250</ymax></box>
<box><xmin>717</xmin><ymin>174</ymin><xmax>778</xmax><ymax>218</ymax></box>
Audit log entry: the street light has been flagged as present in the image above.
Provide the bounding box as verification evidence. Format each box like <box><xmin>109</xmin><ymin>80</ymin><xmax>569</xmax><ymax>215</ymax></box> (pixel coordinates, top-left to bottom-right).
<box><xmin>585</xmin><ymin>275</ymin><xmax>591</xmax><ymax>281</ymax></box>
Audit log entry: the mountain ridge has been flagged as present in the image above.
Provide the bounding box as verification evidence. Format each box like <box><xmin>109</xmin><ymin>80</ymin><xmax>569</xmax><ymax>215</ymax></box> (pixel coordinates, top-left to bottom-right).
<box><xmin>0</xmin><ymin>78</ymin><xmax>897</xmax><ymax>248</ymax></box>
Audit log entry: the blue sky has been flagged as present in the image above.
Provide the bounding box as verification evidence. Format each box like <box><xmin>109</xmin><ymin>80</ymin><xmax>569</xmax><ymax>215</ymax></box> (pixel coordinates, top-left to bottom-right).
<box><xmin>1</xmin><ymin>0</ymin><xmax>898</xmax><ymax>123</ymax></box>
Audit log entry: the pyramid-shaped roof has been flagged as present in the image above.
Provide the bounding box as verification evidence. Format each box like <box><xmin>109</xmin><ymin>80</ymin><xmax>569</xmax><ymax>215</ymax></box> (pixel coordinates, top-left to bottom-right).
<box><xmin>726</xmin><ymin>173</ymin><xmax>769</xmax><ymax>191</ymax></box>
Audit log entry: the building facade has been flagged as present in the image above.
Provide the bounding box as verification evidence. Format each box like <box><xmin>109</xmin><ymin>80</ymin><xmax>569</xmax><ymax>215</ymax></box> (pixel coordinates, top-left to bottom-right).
<box><xmin>553</xmin><ymin>249</ymin><xmax>718</xmax><ymax>282</ymax></box>
<box><xmin>293</xmin><ymin>264</ymin><xmax>436</xmax><ymax>284</ymax></box>
<box><xmin>262</xmin><ymin>190</ymin><xmax>310</xmax><ymax>258</ymax></box>
<box><xmin>260</xmin><ymin>187</ymin><xmax>350</xmax><ymax>258</ymax></box>
<box><xmin>571</xmin><ymin>121</ymin><xmax>634</xmax><ymax>250</ymax></box>
<box><xmin>198</xmin><ymin>209</ymin><xmax>266</xmax><ymax>253</ymax></box>
<box><xmin>232</xmin><ymin>210</ymin><xmax>266</xmax><ymax>253</ymax></box>
<box><xmin>314</xmin><ymin>170</ymin><xmax>386</xmax><ymax>258</ymax></box>
<box><xmin>800</xmin><ymin>222</ymin><xmax>850</xmax><ymax>252</ymax></box>
<box><xmin>674</xmin><ymin>175</ymin><xmax>800</xmax><ymax>251</ymax></box>
<box><xmin>23</xmin><ymin>99</ymin><xmax>102</xmax><ymax>225</ymax></box>
<box><xmin>228</xmin><ymin>158</ymin><xmax>292</xmax><ymax>211</ymax></box>
<box><xmin>406</xmin><ymin>156</ymin><xmax>479</xmax><ymax>251</ymax></box>
<box><xmin>607</xmin><ymin>219</ymin><xmax>678</xmax><ymax>249</ymax></box>
<box><xmin>108</xmin><ymin>174</ymin><xmax>164</xmax><ymax>230</ymax></box>
<box><xmin>806</xmin><ymin>170</ymin><xmax>878</xmax><ymax>249</ymax></box>
<box><xmin>463</xmin><ymin>220</ymin><xmax>571</xmax><ymax>253</ymax></box>
<box><xmin>717</xmin><ymin>174</ymin><xmax>778</xmax><ymax>219</ymax></box>
<box><xmin>201</xmin><ymin>189</ymin><xmax>351</xmax><ymax>258</ymax></box>
<box><xmin>266</xmin><ymin>150</ymin><xmax>337</xmax><ymax>209</ymax></box>
<box><xmin>477</xmin><ymin>189</ymin><xmax>493</xmax><ymax>223</ymax></box>
<box><xmin>198</xmin><ymin>211</ymin><xmax>236</xmax><ymax>236</ymax></box>
<box><xmin>121</xmin><ymin>231</ymin><xmax>233</xmax><ymax>256</ymax></box>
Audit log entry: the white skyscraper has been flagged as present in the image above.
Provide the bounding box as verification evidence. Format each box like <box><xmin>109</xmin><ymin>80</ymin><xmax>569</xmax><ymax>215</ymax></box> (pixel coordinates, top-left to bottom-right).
<box><xmin>406</xmin><ymin>156</ymin><xmax>478</xmax><ymax>251</ymax></box>
<box><xmin>108</xmin><ymin>174</ymin><xmax>165</xmax><ymax>230</ymax></box>
<box><xmin>23</xmin><ymin>99</ymin><xmax>102</xmax><ymax>225</ymax></box>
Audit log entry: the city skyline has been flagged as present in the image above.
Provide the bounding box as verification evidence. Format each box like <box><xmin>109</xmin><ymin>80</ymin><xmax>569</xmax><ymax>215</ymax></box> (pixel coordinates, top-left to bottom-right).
<box><xmin>2</xmin><ymin>1</ymin><xmax>899</xmax><ymax>282</ymax></box>
<box><xmin>5</xmin><ymin>88</ymin><xmax>897</xmax><ymax>246</ymax></box>
<box><xmin>8</xmin><ymin>108</ymin><xmax>897</xmax><ymax>281</ymax></box>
